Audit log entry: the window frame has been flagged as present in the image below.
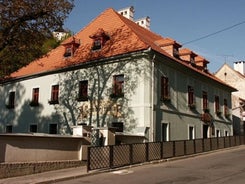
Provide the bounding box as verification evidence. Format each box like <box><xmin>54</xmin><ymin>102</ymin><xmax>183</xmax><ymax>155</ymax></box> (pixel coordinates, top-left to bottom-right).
<box><xmin>49</xmin><ymin>85</ymin><xmax>59</xmax><ymax>104</ymax></box>
<box><xmin>202</xmin><ymin>91</ymin><xmax>209</xmax><ymax>112</ymax></box>
<box><xmin>30</xmin><ymin>88</ymin><xmax>39</xmax><ymax>106</ymax></box>
<box><xmin>188</xmin><ymin>86</ymin><xmax>195</xmax><ymax>108</ymax></box>
<box><xmin>110</xmin><ymin>74</ymin><xmax>124</xmax><ymax>98</ymax></box>
<box><xmin>161</xmin><ymin>76</ymin><xmax>170</xmax><ymax>101</ymax></box>
<box><xmin>215</xmin><ymin>95</ymin><xmax>221</xmax><ymax>115</ymax></box>
<box><xmin>77</xmin><ymin>80</ymin><xmax>88</xmax><ymax>101</ymax></box>
<box><xmin>6</xmin><ymin>91</ymin><xmax>15</xmax><ymax>109</ymax></box>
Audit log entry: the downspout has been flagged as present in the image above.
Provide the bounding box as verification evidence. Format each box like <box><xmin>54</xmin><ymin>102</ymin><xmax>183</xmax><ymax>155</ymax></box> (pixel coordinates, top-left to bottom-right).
<box><xmin>151</xmin><ymin>52</ymin><xmax>156</xmax><ymax>142</ymax></box>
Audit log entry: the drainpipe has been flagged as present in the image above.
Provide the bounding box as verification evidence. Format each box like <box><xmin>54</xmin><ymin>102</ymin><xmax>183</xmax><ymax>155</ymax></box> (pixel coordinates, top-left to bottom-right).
<box><xmin>151</xmin><ymin>53</ymin><xmax>156</xmax><ymax>142</ymax></box>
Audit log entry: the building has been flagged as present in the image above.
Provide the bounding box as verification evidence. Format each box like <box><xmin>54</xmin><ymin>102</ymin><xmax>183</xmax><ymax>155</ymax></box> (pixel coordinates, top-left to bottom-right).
<box><xmin>215</xmin><ymin>61</ymin><xmax>245</xmax><ymax>135</ymax></box>
<box><xmin>0</xmin><ymin>7</ymin><xmax>236</xmax><ymax>142</ymax></box>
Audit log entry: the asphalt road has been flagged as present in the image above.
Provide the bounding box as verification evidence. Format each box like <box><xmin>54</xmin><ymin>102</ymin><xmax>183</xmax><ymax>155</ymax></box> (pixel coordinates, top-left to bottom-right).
<box><xmin>55</xmin><ymin>146</ymin><xmax>245</xmax><ymax>184</ymax></box>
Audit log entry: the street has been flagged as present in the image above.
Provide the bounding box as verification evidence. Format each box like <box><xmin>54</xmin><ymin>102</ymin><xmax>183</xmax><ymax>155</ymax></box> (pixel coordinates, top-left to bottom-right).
<box><xmin>55</xmin><ymin>146</ymin><xmax>245</xmax><ymax>184</ymax></box>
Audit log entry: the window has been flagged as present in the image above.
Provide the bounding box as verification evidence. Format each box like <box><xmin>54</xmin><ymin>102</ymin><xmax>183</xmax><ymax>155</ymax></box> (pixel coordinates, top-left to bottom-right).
<box><xmin>110</xmin><ymin>74</ymin><xmax>124</xmax><ymax>98</ymax></box>
<box><xmin>6</xmin><ymin>91</ymin><xmax>15</xmax><ymax>109</ymax></box>
<box><xmin>92</xmin><ymin>38</ymin><xmax>102</xmax><ymax>50</ymax></box>
<box><xmin>49</xmin><ymin>124</ymin><xmax>57</xmax><ymax>134</ymax></box>
<box><xmin>215</xmin><ymin>96</ymin><xmax>221</xmax><ymax>115</ymax></box>
<box><xmin>216</xmin><ymin>129</ymin><xmax>220</xmax><ymax>137</ymax></box>
<box><xmin>111</xmin><ymin>122</ymin><xmax>123</xmax><ymax>132</ymax></box>
<box><xmin>90</xmin><ymin>28</ymin><xmax>110</xmax><ymax>51</ymax></box>
<box><xmin>188</xmin><ymin>86</ymin><xmax>195</xmax><ymax>108</ymax></box>
<box><xmin>202</xmin><ymin>91</ymin><xmax>208</xmax><ymax>112</ymax></box>
<box><xmin>30</xmin><ymin>88</ymin><xmax>39</xmax><ymax>106</ymax></box>
<box><xmin>77</xmin><ymin>80</ymin><xmax>88</xmax><ymax>101</ymax></box>
<box><xmin>64</xmin><ymin>47</ymin><xmax>72</xmax><ymax>57</ymax></box>
<box><xmin>49</xmin><ymin>85</ymin><xmax>59</xmax><ymax>104</ymax></box>
<box><xmin>162</xmin><ymin>123</ymin><xmax>169</xmax><ymax>142</ymax></box>
<box><xmin>188</xmin><ymin>126</ymin><xmax>195</xmax><ymax>140</ymax></box>
<box><xmin>30</xmin><ymin>125</ymin><xmax>37</xmax><ymax>133</ymax></box>
<box><xmin>6</xmin><ymin>125</ymin><xmax>12</xmax><ymax>133</ymax></box>
<box><xmin>161</xmin><ymin>76</ymin><xmax>170</xmax><ymax>101</ymax></box>
<box><xmin>224</xmin><ymin>99</ymin><xmax>229</xmax><ymax>118</ymax></box>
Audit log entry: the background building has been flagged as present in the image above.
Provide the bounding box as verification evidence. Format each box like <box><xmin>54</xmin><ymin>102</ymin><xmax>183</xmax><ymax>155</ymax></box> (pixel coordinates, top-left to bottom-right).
<box><xmin>215</xmin><ymin>61</ymin><xmax>245</xmax><ymax>135</ymax></box>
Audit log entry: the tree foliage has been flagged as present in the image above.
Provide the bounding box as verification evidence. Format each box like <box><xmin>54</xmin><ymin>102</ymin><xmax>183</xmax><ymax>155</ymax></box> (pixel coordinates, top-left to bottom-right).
<box><xmin>0</xmin><ymin>0</ymin><xmax>74</xmax><ymax>78</ymax></box>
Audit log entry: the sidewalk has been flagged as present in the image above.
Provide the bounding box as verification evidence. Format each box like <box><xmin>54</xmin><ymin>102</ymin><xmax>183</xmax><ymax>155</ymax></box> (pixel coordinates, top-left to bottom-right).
<box><xmin>0</xmin><ymin>165</ymin><xmax>91</xmax><ymax>184</ymax></box>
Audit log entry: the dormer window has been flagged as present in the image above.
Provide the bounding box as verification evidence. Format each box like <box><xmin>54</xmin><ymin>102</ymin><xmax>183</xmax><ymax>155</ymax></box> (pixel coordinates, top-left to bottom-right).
<box><xmin>64</xmin><ymin>47</ymin><xmax>72</xmax><ymax>57</ymax></box>
<box><xmin>92</xmin><ymin>38</ymin><xmax>102</xmax><ymax>51</ymax></box>
<box><xmin>90</xmin><ymin>28</ymin><xmax>110</xmax><ymax>51</ymax></box>
<box><xmin>62</xmin><ymin>37</ymin><xmax>80</xmax><ymax>58</ymax></box>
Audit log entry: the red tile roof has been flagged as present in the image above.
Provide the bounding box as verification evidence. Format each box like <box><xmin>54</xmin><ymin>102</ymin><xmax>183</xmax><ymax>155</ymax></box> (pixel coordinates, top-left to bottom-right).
<box><xmin>8</xmin><ymin>8</ymin><xmax>235</xmax><ymax>91</ymax></box>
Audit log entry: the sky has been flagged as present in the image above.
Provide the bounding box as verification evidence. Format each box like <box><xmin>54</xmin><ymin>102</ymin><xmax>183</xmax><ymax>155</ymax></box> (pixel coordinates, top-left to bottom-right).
<box><xmin>64</xmin><ymin>0</ymin><xmax>245</xmax><ymax>73</ymax></box>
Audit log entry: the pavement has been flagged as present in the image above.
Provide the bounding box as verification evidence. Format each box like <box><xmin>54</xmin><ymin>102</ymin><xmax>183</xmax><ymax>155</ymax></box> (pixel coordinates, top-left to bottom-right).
<box><xmin>0</xmin><ymin>165</ymin><xmax>91</xmax><ymax>184</ymax></box>
<box><xmin>0</xmin><ymin>146</ymin><xmax>244</xmax><ymax>184</ymax></box>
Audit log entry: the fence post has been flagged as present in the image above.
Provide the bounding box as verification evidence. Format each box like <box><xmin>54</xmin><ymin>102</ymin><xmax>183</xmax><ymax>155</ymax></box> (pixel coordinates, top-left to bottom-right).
<box><xmin>184</xmin><ymin>140</ymin><xmax>187</xmax><ymax>155</ymax></box>
<box><xmin>129</xmin><ymin>144</ymin><xmax>133</xmax><ymax>165</ymax></box>
<box><xmin>210</xmin><ymin>138</ymin><xmax>212</xmax><ymax>150</ymax></box>
<box><xmin>202</xmin><ymin>139</ymin><xmax>205</xmax><ymax>152</ymax></box>
<box><xmin>145</xmin><ymin>142</ymin><xmax>149</xmax><ymax>162</ymax></box>
<box><xmin>217</xmin><ymin>137</ymin><xmax>219</xmax><ymax>149</ymax></box>
<box><xmin>193</xmin><ymin>139</ymin><xmax>196</xmax><ymax>154</ymax></box>
<box><xmin>160</xmin><ymin>142</ymin><xmax>163</xmax><ymax>159</ymax></box>
<box><xmin>87</xmin><ymin>146</ymin><xmax>91</xmax><ymax>172</ymax></box>
<box><xmin>109</xmin><ymin>145</ymin><xmax>113</xmax><ymax>169</ymax></box>
<box><xmin>173</xmin><ymin>141</ymin><xmax>176</xmax><ymax>157</ymax></box>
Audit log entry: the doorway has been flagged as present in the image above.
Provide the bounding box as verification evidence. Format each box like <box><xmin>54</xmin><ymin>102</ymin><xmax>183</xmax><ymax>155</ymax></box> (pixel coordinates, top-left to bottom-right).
<box><xmin>203</xmin><ymin>124</ymin><xmax>209</xmax><ymax>138</ymax></box>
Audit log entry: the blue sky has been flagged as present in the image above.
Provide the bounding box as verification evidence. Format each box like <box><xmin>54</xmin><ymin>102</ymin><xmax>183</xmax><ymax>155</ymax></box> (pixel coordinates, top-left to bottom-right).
<box><xmin>64</xmin><ymin>0</ymin><xmax>245</xmax><ymax>73</ymax></box>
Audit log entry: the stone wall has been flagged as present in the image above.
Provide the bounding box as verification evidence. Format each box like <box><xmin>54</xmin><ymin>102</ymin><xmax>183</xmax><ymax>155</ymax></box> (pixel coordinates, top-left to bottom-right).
<box><xmin>0</xmin><ymin>160</ymin><xmax>86</xmax><ymax>179</ymax></box>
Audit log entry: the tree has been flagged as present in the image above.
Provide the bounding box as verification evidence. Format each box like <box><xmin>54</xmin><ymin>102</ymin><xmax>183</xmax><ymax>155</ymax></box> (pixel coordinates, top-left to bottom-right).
<box><xmin>0</xmin><ymin>0</ymin><xmax>74</xmax><ymax>78</ymax></box>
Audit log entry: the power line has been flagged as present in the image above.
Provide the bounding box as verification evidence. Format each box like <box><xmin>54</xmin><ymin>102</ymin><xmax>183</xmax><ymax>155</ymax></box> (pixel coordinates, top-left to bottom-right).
<box><xmin>183</xmin><ymin>20</ymin><xmax>245</xmax><ymax>45</ymax></box>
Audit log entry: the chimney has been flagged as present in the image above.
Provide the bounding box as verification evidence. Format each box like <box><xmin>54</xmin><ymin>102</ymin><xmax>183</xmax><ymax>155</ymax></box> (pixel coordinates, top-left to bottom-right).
<box><xmin>135</xmin><ymin>16</ymin><xmax>150</xmax><ymax>30</ymax></box>
<box><xmin>118</xmin><ymin>6</ymin><xmax>134</xmax><ymax>21</ymax></box>
<box><xmin>234</xmin><ymin>61</ymin><xmax>245</xmax><ymax>75</ymax></box>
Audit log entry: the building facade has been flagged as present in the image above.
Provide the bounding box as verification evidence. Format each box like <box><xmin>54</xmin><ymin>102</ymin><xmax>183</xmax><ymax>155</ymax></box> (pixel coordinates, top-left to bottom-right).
<box><xmin>0</xmin><ymin>7</ymin><xmax>235</xmax><ymax>142</ymax></box>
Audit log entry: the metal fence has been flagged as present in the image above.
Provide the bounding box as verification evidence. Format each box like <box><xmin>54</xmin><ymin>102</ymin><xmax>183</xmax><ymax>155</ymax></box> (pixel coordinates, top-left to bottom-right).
<box><xmin>87</xmin><ymin>135</ymin><xmax>245</xmax><ymax>171</ymax></box>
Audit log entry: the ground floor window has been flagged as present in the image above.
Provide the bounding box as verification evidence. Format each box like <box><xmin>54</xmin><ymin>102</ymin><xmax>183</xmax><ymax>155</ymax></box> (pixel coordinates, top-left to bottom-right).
<box><xmin>49</xmin><ymin>124</ymin><xmax>57</xmax><ymax>134</ymax></box>
<box><xmin>161</xmin><ymin>123</ymin><xmax>169</xmax><ymax>141</ymax></box>
<box><xmin>216</xmin><ymin>129</ymin><xmax>220</xmax><ymax>137</ymax></box>
<box><xmin>188</xmin><ymin>125</ymin><xmax>195</xmax><ymax>140</ymax></box>
<box><xmin>30</xmin><ymin>124</ymin><xmax>37</xmax><ymax>133</ymax></box>
<box><xmin>111</xmin><ymin>122</ymin><xmax>123</xmax><ymax>132</ymax></box>
<box><xmin>6</xmin><ymin>125</ymin><xmax>12</xmax><ymax>133</ymax></box>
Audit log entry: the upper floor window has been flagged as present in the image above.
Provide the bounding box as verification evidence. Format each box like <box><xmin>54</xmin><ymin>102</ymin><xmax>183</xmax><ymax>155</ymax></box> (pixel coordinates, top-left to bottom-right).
<box><xmin>224</xmin><ymin>99</ymin><xmax>229</xmax><ymax>118</ymax></box>
<box><xmin>49</xmin><ymin>85</ymin><xmax>59</xmax><ymax>105</ymax></box>
<box><xmin>6</xmin><ymin>91</ymin><xmax>15</xmax><ymax>109</ymax></box>
<box><xmin>30</xmin><ymin>88</ymin><xmax>39</xmax><ymax>106</ymax></box>
<box><xmin>215</xmin><ymin>96</ymin><xmax>221</xmax><ymax>115</ymax></box>
<box><xmin>202</xmin><ymin>91</ymin><xmax>209</xmax><ymax>112</ymax></box>
<box><xmin>161</xmin><ymin>76</ymin><xmax>170</xmax><ymax>101</ymax></box>
<box><xmin>77</xmin><ymin>80</ymin><xmax>88</xmax><ymax>101</ymax></box>
<box><xmin>110</xmin><ymin>74</ymin><xmax>124</xmax><ymax>98</ymax></box>
<box><xmin>188</xmin><ymin>86</ymin><xmax>195</xmax><ymax>108</ymax></box>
